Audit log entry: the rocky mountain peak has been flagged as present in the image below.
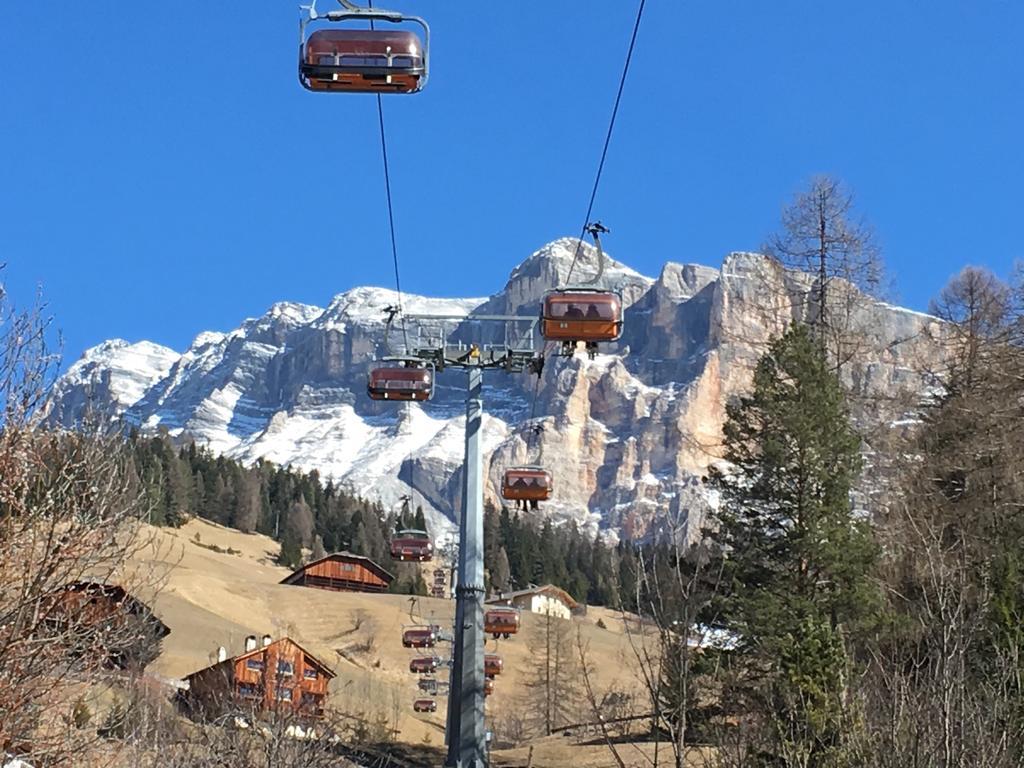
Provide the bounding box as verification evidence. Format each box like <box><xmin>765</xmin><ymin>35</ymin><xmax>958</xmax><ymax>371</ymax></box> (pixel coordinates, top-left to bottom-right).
<box><xmin>47</xmin><ymin>338</ymin><xmax>179</xmax><ymax>425</ymax></box>
<box><xmin>477</xmin><ymin>237</ymin><xmax>654</xmax><ymax>318</ymax></box>
<box><xmin>48</xmin><ymin>239</ymin><xmax>947</xmax><ymax>541</ymax></box>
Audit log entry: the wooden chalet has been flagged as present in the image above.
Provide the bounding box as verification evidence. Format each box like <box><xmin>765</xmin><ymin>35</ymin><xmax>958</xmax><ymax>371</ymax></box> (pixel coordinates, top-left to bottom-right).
<box><xmin>183</xmin><ymin>636</ymin><xmax>335</xmax><ymax>720</ymax></box>
<box><xmin>280</xmin><ymin>552</ymin><xmax>394</xmax><ymax>594</ymax></box>
<box><xmin>43</xmin><ymin>582</ymin><xmax>170</xmax><ymax>670</ymax></box>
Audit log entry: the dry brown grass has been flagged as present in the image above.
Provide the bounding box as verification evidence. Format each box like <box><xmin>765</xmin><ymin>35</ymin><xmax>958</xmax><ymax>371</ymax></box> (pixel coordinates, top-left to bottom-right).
<box><xmin>129</xmin><ymin>518</ymin><xmax>649</xmax><ymax>752</ymax></box>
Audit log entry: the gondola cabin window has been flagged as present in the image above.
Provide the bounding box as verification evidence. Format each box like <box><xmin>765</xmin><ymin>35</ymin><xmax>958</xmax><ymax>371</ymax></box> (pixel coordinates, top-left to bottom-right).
<box><xmin>301</xmin><ymin>30</ymin><xmax>426</xmax><ymax>94</ymax></box>
<box><xmin>367</xmin><ymin>366</ymin><xmax>434</xmax><ymax>401</ymax></box>
<box><xmin>501</xmin><ymin>467</ymin><xmax>553</xmax><ymax>502</ymax></box>
<box><xmin>541</xmin><ymin>291</ymin><xmax>623</xmax><ymax>343</ymax></box>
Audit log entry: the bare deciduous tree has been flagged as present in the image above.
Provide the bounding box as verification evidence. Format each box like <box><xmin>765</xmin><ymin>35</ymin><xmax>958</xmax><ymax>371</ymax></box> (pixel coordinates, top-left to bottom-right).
<box><xmin>764</xmin><ymin>175</ymin><xmax>885</xmax><ymax>368</ymax></box>
<box><xmin>0</xmin><ymin>277</ymin><xmax>161</xmax><ymax>765</ymax></box>
<box><xmin>520</xmin><ymin>608</ymin><xmax>583</xmax><ymax>736</ymax></box>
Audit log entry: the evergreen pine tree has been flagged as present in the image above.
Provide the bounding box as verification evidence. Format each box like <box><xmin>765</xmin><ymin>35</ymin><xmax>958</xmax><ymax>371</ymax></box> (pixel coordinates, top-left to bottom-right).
<box><xmin>491</xmin><ymin>546</ymin><xmax>511</xmax><ymax>593</ymax></box>
<box><xmin>277</xmin><ymin>527</ymin><xmax>302</xmax><ymax>569</ymax></box>
<box><xmin>706</xmin><ymin>324</ymin><xmax>878</xmax><ymax>765</ymax></box>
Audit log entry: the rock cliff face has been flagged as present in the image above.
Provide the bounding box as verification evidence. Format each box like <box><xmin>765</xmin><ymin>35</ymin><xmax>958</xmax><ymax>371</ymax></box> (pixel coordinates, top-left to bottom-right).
<box><xmin>49</xmin><ymin>240</ymin><xmax>944</xmax><ymax>540</ymax></box>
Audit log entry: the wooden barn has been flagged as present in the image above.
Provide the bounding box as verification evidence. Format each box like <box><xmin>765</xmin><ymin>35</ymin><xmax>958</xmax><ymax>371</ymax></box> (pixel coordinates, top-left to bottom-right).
<box><xmin>280</xmin><ymin>552</ymin><xmax>394</xmax><ymax>593</ymax></box>
<box><xmin>42</xmin><ymin>582</ymin><xmax>170</xmax><ymax>670</ymax></box>
<box><xmin>183</xmin><ymin>636</ymin><xmax>335</xmax><ymax>720</ymax></box>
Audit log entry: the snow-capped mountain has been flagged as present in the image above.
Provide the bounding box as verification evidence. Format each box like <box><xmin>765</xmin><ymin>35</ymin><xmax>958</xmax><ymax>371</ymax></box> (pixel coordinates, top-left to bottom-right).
<box><xmin>49</xmin><ymin>239</ymin><xmax>945</xmax><ymax>540</ymax></box>
<box><xmin>48</xmin><ymin>339</ymin><xmax>180</xmax><ymax>425</ymax></box>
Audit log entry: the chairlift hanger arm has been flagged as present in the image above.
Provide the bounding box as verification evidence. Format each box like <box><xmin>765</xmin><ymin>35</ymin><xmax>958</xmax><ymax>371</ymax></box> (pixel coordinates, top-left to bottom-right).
<box><xmin>301</xmin><ymin>0</ymin><xmax>429</xmax><ymax>38</ymax></box>
<box><xmin>583</xmin><ymin>221</ymin><xmax>609</xmax><ymax>286</ymax></box>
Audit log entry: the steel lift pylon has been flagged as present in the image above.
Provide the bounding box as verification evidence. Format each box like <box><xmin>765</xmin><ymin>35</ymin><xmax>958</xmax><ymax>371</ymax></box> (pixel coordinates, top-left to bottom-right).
<box><xmin>392</xmin><ymin>313</ymin><xmax>541</xmax><ymax>767</ymax></box>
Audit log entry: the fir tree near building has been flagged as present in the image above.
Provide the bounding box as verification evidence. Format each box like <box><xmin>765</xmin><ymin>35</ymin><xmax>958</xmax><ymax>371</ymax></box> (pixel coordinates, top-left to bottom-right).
<box><xmin>705</xmin><ymin>324</ymin><xmax>879</xmax><ymax>766</ymax></box>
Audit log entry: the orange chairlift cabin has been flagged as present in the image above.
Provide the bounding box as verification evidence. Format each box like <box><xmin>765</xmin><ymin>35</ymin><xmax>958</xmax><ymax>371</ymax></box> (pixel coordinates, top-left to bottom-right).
<box><xmin>409</xmin><ymin>656</ymin><xmax>439</xmax><ymax>674</ymax></box>
<box><xmin>484</xmin><ymin>653</ymin><xmax>503</xmax><ymax>678</ymax></box>
<box><xmin>413</xmin><ymin>698</ymin><xmax>437</xmax><ymax>713</ymax></box>
<box><xmin>390</xmin><ymin>528</ymin><xmax>433</xmax><ymax>562</ymax></box>
<box><xmin>484</xmin><ymin>606</ymin><xmax>521</xmax><ymax>639</ymax></box>
<box><xmin>298</xmin><ymin>1</ymin><xmax>429</xmax><ymax>94</ymax></box>
<box><xmin>501</xmin><ymin>466</ymin><xmax>552</xmax><ymax>511</ymax></box>
<box><xmin>367</xmin><ymin>362</ymin><xmax>433</xmax><ymax>402</ymax></box>
<box><xmin>402</xmin><ymin>625</ymin><xmax>438</xmax><ymax>648</ymax></box>
<box><xmin>541</xmin><ymin>222</ymin><xmax>623</xmax><ymax>356</ymax></box>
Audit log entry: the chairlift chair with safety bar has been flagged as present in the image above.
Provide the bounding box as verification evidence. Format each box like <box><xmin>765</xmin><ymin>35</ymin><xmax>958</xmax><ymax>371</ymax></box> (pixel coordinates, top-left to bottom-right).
<box><xmin>484</xmin><ymin>606</ymin><xmax>521</xmax><ymax>639</ymax></box>
<box><xmin>299</xmin><ymin>0</ymin><xmax>430</xmax><ymax>93</ymax></box>
<box><xmin>390</xmin><ymin>527</ymin><xmax>434</xmax><ymax>562</ymax></box>
<box><xmin>413</xmin><ymin>697</ymin><xmax>437</xmax><ymax>713</ymax></box>
<box><xmin>367</xmin><ymin>306</ymin><xmax>436</xmax><ymax>401</ymax></box>
<box><xmin>402</xmin><ymin>625</ymin><xmax>439</xmax><ymax>648</ymax></box>
<box><xmin>500</xmin><ymin>466</ymin><xmax>553</xmax><ymax>509</ymax></box>
<box><xmin>541</xmin><ymin>222</ymin><xmax>624</xmax><ymax>358</ymax></box>
<box><xmin>484</xmin><ymin>653</ymin><xmax>504</xmax><ymax>678</ymax></box>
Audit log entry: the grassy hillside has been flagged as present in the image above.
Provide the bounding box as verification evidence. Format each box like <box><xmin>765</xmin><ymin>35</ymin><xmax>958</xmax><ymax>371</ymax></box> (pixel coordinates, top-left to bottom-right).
<box><xmin>128</xmin><ymin>518</ymin><xmax>649</xmax><ymax>752</ymax></box>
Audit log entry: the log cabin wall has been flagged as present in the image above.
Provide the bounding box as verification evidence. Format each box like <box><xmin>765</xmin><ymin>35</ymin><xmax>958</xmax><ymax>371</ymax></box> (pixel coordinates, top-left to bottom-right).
<box><xmin>232</xmin><ymin>638</ymin><xmax>332</xmax><ymax>714</ymax></box>
<box><xmin>184</xmin><ymin>638</ymin><xmax>334</xmax><ymax>719</ymax></box>
<box><xmin>287</xmin><ymin>555</ymin><xmax>391</xmax><ymax>593</ymax></box>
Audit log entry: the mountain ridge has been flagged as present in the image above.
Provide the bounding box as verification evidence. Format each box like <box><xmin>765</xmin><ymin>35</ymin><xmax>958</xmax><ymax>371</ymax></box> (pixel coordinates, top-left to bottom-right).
<box><xmin>49</xmin><ymin>239</ymin><xmax>944</xmax><ymax>540</ymax></box>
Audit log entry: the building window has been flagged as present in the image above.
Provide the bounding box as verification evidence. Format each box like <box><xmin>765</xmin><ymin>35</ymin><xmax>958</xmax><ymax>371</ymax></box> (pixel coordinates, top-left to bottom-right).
<box><xmin>246</xmin><ymin>658</ymin><xmax>264</xmax><ymax>671</ymax></box>
<box><xmin>277</xmin><ymin>660</ymin><xmax>294</xmax><ymax>677</ymax></box>
<box><xmin>301</xmin><ymin>692</ymin><xmax>322</xmax><ymax>708</ymax></box>
<box><xmin>276</xmin><ymin>686</ymin><xmax>292</xmax><ymax>701</ymax></box>
<box><xmin>304</xmin><ymin>667</ymin><xmax>318</xmax><ymax>680</ymax></box>
<box><xmin>238</xmin><ymin>683</ymin><xmax>259</xmax><ymax>698</ymax></box>
<box><xmin>341</xmin><ymin>563</ymin><xmax>354</xmax><ymax>572</ymax></box>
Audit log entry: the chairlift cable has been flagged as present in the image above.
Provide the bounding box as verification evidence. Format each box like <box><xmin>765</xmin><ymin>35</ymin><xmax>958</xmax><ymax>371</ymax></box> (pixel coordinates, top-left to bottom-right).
<box><xmin>565</xmin><ymin>0</ymin><xmax>647</xmax><ymax>286</ymax></box>
<box><xmin>527</xmin><ymin>1</ymin><xmax>645</xmax><ymax>452</ymax></box>
<box><xmin>368</xmin><ymin>1</ymin><xmax>410</xmax><ymax>353</ymax></box>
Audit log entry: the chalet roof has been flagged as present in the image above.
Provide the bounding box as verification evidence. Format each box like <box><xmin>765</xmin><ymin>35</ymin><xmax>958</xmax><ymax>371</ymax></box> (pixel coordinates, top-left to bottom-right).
<box><xmin>279</xmin><ymin>551</ymin><xmax>395</xmax><ymax>586</ymax></box>
<box><xmin>56</xmin><ymin>582</ymin><xmax>170</xmax><ymax>637</ymax></box>
<box><xmin>183</xmin><ymin>637</ymin><xmax>336</xmax><ymax>681</ymax></box>
<box><xmin>487</xmin><ymin>583</ymin><xmax>579</xmax><ymax>610</ymax></box>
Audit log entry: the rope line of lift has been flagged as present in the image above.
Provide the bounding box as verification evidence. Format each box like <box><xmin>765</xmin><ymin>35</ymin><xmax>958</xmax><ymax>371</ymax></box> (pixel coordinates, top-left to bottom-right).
<box><xmin>369</xmin><ymin>1</ymin><xmax>410</xmax><ymax>352</ymax></box>
<box><xmin>526</xmin><ymin>0</ymin><xmax>647</xmax><ymax>427</ymax></box>
<box><xmin>565</xmin><ymin>0</ymin><xmax>647</xmax><ymax>285</ymax></box>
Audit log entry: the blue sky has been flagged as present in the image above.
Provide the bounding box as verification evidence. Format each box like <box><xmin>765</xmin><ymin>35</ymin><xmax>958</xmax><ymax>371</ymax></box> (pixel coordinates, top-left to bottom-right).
<box><xmin>2</xmin><ymin>2</ymin><xmax>1022</xmax><ymax>364</ymax></box>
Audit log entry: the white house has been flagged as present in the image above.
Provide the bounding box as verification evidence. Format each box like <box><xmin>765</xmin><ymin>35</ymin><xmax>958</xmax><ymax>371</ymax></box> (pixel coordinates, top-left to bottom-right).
<box><xmin>487</xmin><ymin>584</ymin><xmax>578</xmax><ymax>621</ymax></box>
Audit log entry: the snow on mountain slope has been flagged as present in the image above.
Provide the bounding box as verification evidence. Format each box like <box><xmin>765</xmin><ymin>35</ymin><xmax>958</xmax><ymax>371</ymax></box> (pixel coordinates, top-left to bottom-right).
<box><xmin>47</xmin><ymin>339</ymin><xmax>180</xmax><ymax>424</ymax></box>
<box><xmin>316</xmin><ymin>286</ymin><xmax>486</xmax><ymax>329</ymax></box>
<box><xmin>49</xmin><ymin>240</ymin><xmax>948</xmax><ymax>540</ymax></box>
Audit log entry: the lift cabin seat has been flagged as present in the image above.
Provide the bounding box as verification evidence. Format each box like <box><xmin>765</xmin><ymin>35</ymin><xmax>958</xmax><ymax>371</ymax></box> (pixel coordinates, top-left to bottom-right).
<box><xmin>541</xmin><ymin>290</ymin><xmax>623</xmax><ymax>343</ymax></box>
<box><xmin>390</xmin><ymin>531</ymin><xmax>434</xmax><ymax>562</ymax></box>
<box><xmin>367</xmin><ymin>366</ymin><xmax>433</xmax><ymax>401</ymax></box>
<box><xmin>484</xmin><ymin>654</ymin><xmax>503</xmax><ymax>678</ymax></box>
<box><xmin>413</xmin><ymin>698</ymin><xmax>437</xmax><ymax>713</ymax></box>
<box><xmin>501</xmin><ymin>467</ymin><xmax>553</xmax><ymax>502</ymax></box>
<box><xmin>301</xmin><ymin>30</ymin><xmax>425</xmax><ymax>93</ymax></box>
<box><xmin>409</xmin><ymin>656</ymin><xmax>439</xmax><ymax>674</ymax></box>
<box><xmin>484</xmin><ymin>607</ymin><xmax>521</xmax><ymax>639</ymax></box>
<box><xmin>402</xmin><ymin>627</ymin><xmax>438</xmax><ymax>648</ymax></box>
